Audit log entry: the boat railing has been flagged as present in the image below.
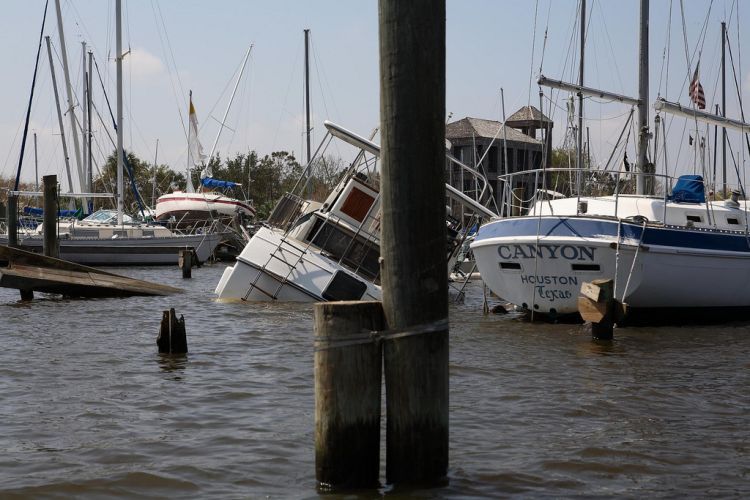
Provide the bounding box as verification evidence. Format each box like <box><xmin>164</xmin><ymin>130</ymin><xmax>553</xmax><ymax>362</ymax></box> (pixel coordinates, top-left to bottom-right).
<box><xmin>495</xmin><ymin>167</ymin><xmax>746</xmax><ymax>219</ymax></box>
<box><xmin>267</xmin><ymin>193</ymin><xmax>306</xmax><ymax>231</ymax></box>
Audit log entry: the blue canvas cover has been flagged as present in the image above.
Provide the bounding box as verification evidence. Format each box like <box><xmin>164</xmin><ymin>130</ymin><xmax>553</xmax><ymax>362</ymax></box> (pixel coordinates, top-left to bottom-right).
<box><xmin>669</xmin><ymin>175</ymin><xmax>705</xmax><ymax>203</ymax></box>
<box><xmin>23</xmin><ymin>206</ymin><xmax>83</xmax><ymax>218</ymax></box>
<box><xmin>201</xmin><ymin>177</ymin><xmax>238</xmax><ymax>189</ymax></box>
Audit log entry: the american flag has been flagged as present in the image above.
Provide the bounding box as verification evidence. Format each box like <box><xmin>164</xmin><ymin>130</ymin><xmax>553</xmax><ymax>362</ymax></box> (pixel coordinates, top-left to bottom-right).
<box><xmin>689</xmin><ymin>63</ymin><xmax>706</xmax><ymax>110</ymax></box>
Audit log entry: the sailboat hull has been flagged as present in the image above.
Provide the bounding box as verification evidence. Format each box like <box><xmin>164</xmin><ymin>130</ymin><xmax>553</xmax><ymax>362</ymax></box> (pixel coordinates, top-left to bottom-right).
<box><xmin>472</xmin><ymin>216</ymin><xmax>750</xmax><ymax>317</ymax></box>
<box><xmin>4</xmin><ymin>232</ymin><xmax>223</xmax><ymax>266</ymax></box>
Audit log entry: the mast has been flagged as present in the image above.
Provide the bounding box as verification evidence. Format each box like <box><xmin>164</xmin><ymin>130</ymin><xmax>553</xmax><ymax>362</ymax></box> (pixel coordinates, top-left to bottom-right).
<box><xmin>53</xmin><ymin>0</ymin><xmax>85</xmax><ymax>193</ymax></box>
<box><xmin>721</xmin><ymin>21</ymin><xmax>727</xmax><ymax>197</ymax></box>
<box><xmin>34</xmin><ymin>133</ymin><xmax>39</xmax><ymax>192</ymax></box>
<box><xmin>87</xmin><ymin>50</ymin><xmax>93</xmax><ymax>205</ymax></box>
<box><xmin>636</xmin><ymin>0</ymin><xmax>649</xmax><ymax>195</ymax></box>
<box><xmin>304</xmin><ymin>29</ymin><xmax>312</xmax><ymax>167</ymax></box>
<box><xmin>116</xmin><ymin>0</ymin><xmax>124</xmax><ymax>224</ymax></box>
<box><xmin>81</xmin><ymin>41</ymin><xmax>89</xmax><ymax>212</ymax></box>
<box><xmin>207</xmin><ymin>45</ymin><xmax>253</xmax><ymax>163</ymax></box>
<box><xmin>577</xmin><ymin>0</ymin><xmax>585</xmax><ymax>176</ymax></box>
<box><xmin>152</xmin><ymin>139</ymin><xmax>159</xmax><ymax>208</ymax></box>
<box><xmin>45</xmin><ymin>35</ymin><xmax>75</xmax><ymax>193</ymax></box>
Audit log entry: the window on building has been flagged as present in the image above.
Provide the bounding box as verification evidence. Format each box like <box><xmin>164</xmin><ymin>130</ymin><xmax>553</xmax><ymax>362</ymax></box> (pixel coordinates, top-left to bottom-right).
<box><xmin>488</xmin><ymin>146</ymin><xmax>498</xmax><ymax>173</ymax></box>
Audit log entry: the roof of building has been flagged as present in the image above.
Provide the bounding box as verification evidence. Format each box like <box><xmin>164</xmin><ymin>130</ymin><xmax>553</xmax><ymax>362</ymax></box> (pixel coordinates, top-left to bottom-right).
<box><xmin>446</xmin><ymin>117</ymin><xmax>542</xmax><ymax>145</ymax></box>
<box><xmin>505</xmin><ymin>105</ymin><xmax>552</xmax><ymax>125</ymax></box>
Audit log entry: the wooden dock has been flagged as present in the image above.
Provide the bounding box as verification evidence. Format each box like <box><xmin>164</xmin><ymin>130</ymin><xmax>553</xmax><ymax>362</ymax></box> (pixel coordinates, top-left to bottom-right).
<box><xmin>0</xmin><ymin>245</ymin><xmax>181</xmax><ymax>298</ymax></box>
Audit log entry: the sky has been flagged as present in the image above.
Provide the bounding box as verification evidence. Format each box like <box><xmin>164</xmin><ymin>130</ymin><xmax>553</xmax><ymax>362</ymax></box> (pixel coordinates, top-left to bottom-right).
<box><xmin>1</xmin><ymin>0</ymin><xmax>749</xmax><ymax>192</ymax></box>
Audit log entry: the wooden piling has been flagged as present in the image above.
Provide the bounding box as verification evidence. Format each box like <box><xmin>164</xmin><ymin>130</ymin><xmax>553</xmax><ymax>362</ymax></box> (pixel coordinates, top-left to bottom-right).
<box><xmin>7</xmin><ymin>194</ymin><xmax>18</xmax><ymax>248</ymax></box>
<box><xmin>179</xmin><ymin>249</ymin><xmax>193</xmax><ymax>278</ymax></box>
<box><xmin>42</xmin><ymin>175</ymin><xmax>58</xmax><ymax>259</ymax></box>
<box><xmin>379</xmin><ymin>0</ymin><xmax>449</xmax><ymax>486</ymax></box>
<box><xmin>314</xmin><ymin>301</ymin><xmax>383</xmax><ymax>491</ymax></box>
<box><xmin>578</xmin><ymin>279</ymin><xmax>615</xmax><ymax>340</ymax></box>
<box><xmin>157</xmin><ymin>308</ymin><xmax>187</xmax><ymax>354</ymax></box>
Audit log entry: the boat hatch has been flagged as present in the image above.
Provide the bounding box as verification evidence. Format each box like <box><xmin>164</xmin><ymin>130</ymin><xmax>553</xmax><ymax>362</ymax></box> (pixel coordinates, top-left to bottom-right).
<box><xmin>322</xmin><ymin>270</ymin><xmax>367</xmax><ymax>301</ymax></box>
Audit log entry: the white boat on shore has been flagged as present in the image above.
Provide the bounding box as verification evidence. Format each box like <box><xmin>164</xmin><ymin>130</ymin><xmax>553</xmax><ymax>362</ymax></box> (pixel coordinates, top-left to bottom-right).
<box><xmin>155</xmin><ymin>190</ymin><xmax>255</xmax><ymax>228</ymax></box>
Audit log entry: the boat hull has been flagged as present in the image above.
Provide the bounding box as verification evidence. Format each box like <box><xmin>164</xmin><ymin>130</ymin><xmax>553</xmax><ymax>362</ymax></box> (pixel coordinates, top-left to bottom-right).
<box><xmin>155</xmin><ymin>193</ymin><xmax>255</xmax><ymax>228</ymax></box>
<box><xmin>7</xmin><ymin>233</ymin><xmax>223</xmax><ymax>266</ymax></box>
<box><xmin>472</xmin><ymin>216</ymin><xmax>750</xmax><ymax>317</ymax></box>
<box><xmin>215</xmin><ymin>226</ymin><xmax>381</xmax><ymax>302</ymax></box>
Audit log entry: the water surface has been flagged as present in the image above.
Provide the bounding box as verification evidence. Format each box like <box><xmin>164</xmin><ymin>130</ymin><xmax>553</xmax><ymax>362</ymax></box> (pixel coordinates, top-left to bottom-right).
<box><xmin>0</xmin><ymin>265</ymin><xmax>748</xmax><ymax>497</ymax></box>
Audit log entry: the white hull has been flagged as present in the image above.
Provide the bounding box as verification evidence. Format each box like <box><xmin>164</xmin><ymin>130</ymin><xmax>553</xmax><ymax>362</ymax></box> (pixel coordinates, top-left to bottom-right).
<box><xmin>2</xmin><ymin>233</ymin><xmax>222</xmax><ymax>266</ymax></box>
<box><xmin>155</xmin><ymin>192</ymin><xmax>255</xmax><ymax>225</ymax></box>
<box><xmin>215</xmin><ymin>226</ymin><xmax>381</xmax><ymax>302</ymax></box>
<box><xmin>472</xmin><ymin>215</ymin><xmax>750</xmax><ymax>316</ymax></box>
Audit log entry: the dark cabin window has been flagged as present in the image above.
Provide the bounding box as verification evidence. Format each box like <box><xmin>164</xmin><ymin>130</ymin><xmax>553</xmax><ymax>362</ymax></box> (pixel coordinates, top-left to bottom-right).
<box><xmin>686</xmin><ymin>215</ymin><xmax>702</xmax><ymax>223</ymax></box>
<box><xmin>727</xmin><ymin>217</ymin><xmax>740</xmax><ymax>225</ymax></box>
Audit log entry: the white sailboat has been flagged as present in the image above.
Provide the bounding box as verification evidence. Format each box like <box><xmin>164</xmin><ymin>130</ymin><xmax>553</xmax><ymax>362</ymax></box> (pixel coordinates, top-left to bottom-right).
<box><xmin>471</xmin><ymin>1</ymin><xmax>750</xmax><ymax>322</ymax></box>
<box><xmin>9</xmin><ymin>0</ymin><xmax>223</xmax><ymax>266</ymax></box>
<box><xmin>155</xmin><ymin>49</ymin><xmax>256</xmax><ymax>229</ymax></box>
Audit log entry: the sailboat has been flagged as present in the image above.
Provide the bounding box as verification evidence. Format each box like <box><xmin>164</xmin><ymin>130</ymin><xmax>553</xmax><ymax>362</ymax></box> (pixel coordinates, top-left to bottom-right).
<box><xmin>471</xmin><ymin>1</ymin><xmax>750</xmax><ymax>322</ymax></box>
<box><xmin>7</xmin><ymin>0</ymin><xmax>223</xmax><ymax>266</ymax></box>
<box><xmin>155</xmin><ymin>50</ymin><xmax>256</xmax><ymax>230</ymax></box>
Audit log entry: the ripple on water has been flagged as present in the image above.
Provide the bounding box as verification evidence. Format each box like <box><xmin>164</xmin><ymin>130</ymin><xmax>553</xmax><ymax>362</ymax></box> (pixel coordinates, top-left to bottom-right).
<box><xmin>0</xmin><ymin>268</ymin><xmax>749</xmax><ymax>497</ymax></box>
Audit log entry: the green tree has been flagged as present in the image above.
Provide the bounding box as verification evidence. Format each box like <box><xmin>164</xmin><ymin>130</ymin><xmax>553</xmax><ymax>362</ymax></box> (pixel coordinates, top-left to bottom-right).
<box><xmin>92</xmin><ymin>151</ymin><xmax>185</xmax><ymax>213</ymax></box>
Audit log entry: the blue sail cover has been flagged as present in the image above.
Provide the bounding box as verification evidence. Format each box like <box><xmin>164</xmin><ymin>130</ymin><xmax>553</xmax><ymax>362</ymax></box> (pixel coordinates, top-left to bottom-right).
<box><xmin>23</xmin><ymin>206</ymin><xmax>82</xmax><ymax>218</ymax></box>
<box><xmin>201</xmin><ymin>177</ymin><xmax>238</xmax><ymax>189</ymax></box>
<box><xmin>669</xmin><ymin>175</ymin><xmax>705</xmax><ymax>203</ymax></box>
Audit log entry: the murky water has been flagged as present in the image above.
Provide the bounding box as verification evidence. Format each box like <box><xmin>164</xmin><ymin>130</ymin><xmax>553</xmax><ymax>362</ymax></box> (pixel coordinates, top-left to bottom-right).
<box><xmin>0</xmin><ymin>264</ymin><xmax>748</xmax><ymax>498</ymax></box>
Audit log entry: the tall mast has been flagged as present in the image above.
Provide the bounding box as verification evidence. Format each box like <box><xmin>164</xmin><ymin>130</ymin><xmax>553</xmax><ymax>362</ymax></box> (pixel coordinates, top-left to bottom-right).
<box><xmin>87</xmin><ymin>50</ymin><xmax>93</xmax><ymax>202</ymax></box>
<box><xmin>116</xmin><ymin>0</ymin><xmax>124</xmax><ymax>224</ymax></box>
<box><xmin>636</xmin><ymin>0</ymin><xmax>649</xmax><ymax>195</ymax></box>
<box><xmin>304</xmin><ymin>29</ymin><xmax>312</xmax><ymax>167</ymax></box>
<box><xmin>34</xmin><ymin>132</ymin><xmax>39</xmax><ymax>192</ymax></box>
<box><xmin>45</xmin><ymin>35</ymin><xmax>75</xmax><ymax>193</ymax></box>
<box><xmin>53</xmin><ymin>0</ymin><xmax>85</xmax><ymax>193</ymax></box>
<box><xmin>721</xmin><ymin>21</ymin><xmax>727</xmax><ymax>197</ymax></box>
<box><xmin>81</xmin><ymin>41</ymin><xmax>89</xmax><ymax>212</ymax></box>
<box><xmin>577</xmin><ymin>0</ymin><xmax>585</xmax><ymax>174</ymax></box>
<box><xmin>207</xmin><ymin>45</ymin><xmax>254</xmax><ymax>162</ymax></box>
<box><xmin>152</xmin><ymin>139</ymin><xmax>159</xmax><ymax>208</ymax></box>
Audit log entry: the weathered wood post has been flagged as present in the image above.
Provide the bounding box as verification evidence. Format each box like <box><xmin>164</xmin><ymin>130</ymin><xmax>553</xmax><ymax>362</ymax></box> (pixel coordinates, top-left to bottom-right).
<box><xmin>314</xmin><ymin>301</ymin><xmax>383</xmax><ymax>490</ymax></box>
<box><xmin>42</xmin><ymin>175</ymin><xmax>59</xmax><ymax>259</ymax></box>
<box><xmin>379</xmin><ymin>0</ymin><xmax>449</xmax><ymax>486</ymax></box>
<box><xmin>157</xmin><ymin>308</ymin><xmax>187</xmax><ymax>354</ymax></box>
<box><xmin>578</xmin><ymin>279</ymin><xmax>615</xmax><ymax>340</ymax></box>
<box><xmin>7</xmin><ymin>193</ymin><xmax>18</xmax><ymax>248</ymax></box>
<box><xmin>179</xmin><ymin>248</ymin><xmax>193</xmax><ymax>278</ymax></box>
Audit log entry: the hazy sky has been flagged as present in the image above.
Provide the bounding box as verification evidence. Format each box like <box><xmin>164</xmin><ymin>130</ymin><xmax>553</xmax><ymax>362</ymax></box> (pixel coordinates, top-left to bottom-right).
<box><xmin>1</xmin><ymin>0</ymin><xmax>748</xmax><ymax>190</ymax></box>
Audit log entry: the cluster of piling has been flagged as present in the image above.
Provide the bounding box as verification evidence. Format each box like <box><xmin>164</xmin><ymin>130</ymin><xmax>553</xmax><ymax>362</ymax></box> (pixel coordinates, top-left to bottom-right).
<box><xmin>314</xmin><ymin>0</ymin><xmax>448</xmax><ymax>491</ymax></box>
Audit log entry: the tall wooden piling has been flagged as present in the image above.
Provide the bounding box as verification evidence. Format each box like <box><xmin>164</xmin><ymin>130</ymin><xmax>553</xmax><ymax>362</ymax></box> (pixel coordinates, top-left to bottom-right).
<box><xmin>7</xmin><ymin>194</ymin><xmax>18</xmax><ymax>248</ymax></box>
<box><xmin>314</xmin><ymin>301</ymin><xmax>383</xmax><ymax>490</ymax></box>
<box><xmin>379</xmin><ymin>0</ymin><xmax>449</xmax><ymax>486</ymax></box>
<box><xmin>42</xmin><ymin>175</ymin><xmax>58</xmax><ymax>259</ymax></box>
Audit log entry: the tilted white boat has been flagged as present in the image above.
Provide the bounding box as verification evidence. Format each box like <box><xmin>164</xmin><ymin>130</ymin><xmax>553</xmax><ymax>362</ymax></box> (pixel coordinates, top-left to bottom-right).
<box><xmin>215</xmin><ymin>120</ymin><xmax>495</xmax><ymax>302</ymax></box>
<box><xmin>155</xmin><ymin>190</ymin><xmax>255</xmax><ymax>228</ymax></box>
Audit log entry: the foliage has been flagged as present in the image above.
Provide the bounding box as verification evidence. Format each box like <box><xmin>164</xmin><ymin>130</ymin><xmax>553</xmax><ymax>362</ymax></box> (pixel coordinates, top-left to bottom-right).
<box><xmin>93</xmin><ymin>151</ymin><xmax>186</xmax><ymax>213</ymax></box>
<box><xmin>88</xmin><ymin>148</ymin><xmax>348</xmax><ymax>220</ymax></box>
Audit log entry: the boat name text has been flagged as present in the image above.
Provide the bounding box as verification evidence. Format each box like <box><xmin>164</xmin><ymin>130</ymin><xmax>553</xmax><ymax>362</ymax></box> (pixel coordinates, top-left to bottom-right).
<box><xmin>498</xmin><ymin>244</ymin><xmax>596</xmax><ymax>261</ymax></box>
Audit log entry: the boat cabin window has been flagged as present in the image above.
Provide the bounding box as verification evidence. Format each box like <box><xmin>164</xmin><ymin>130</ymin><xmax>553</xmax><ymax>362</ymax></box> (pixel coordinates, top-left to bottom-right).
<box><xmin>142</xmin><ymin>230</ymin><xmax>155</xmax><ymax>237</ymax></box>
<box><xmin>308</xmin><ymin>218</ymin><xmax>380</xmax><ymax>280</ymax></box>
<box><xmin>727</xmin><ymin>217</ymin><xmax>741</xmax><ymax>225</ymax></box>
<box><xmin>686</xmin><ymin>215</ymin><xmax>702</xmax><ymax>223</ymax></box>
